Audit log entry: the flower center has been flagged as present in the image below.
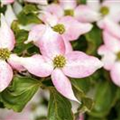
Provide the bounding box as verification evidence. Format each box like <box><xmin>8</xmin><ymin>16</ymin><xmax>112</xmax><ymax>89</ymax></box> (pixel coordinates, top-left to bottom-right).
<box><xmin>0</xmin><ymin>48</ymin><xmax>10</xmax><ymax>60</ymax></box>
<box><xmin>116</xmin><ymin>52</ymin><xmax>120</xmax><ymax>61</ymax></box>
<box><xmin>53</xmin><ymin>55</ymin><xmax>66</xmax><ymax>68</ymax></box>
<box><xmin>100</xmin><ymin>6</ymin><xmax>109</xmax><ymax>16</ymax></box>
<box><xmin>52</xmin><ymin>24</ymin><xmax>65</xmax><ymax>34</ymax></box>
<box><xmin>64</xmin><ymin>9</ymin><xmax>74</xmax><ymax>16</ymax></box>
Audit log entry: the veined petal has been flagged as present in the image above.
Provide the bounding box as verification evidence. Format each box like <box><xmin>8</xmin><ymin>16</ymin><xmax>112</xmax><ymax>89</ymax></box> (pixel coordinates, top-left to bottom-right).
<box><xmin>103</xmin><ymin>31</ymin><xmax>120</xmax><ymax>53</ymax></box>
<box><xmin>59</xmin><ymin>0</ymin><xmax>77</xmax><ymax>9</ymax></box>
<box><xmin>0</xmin><ymin>60</ymin><xmax>13</xmax><ymax>92</ymax></box>
<box><xmin>37</xmin><ymin>26</ymin><xmax>65</xmax><ymax>59</ymax></box>
<box><xmin>63</xmin><ymin>51</ymin><xmax>103</xmax><ymax>78</ymax></box>
<box><xmin>110</xmin><ymin>62</ymin><xmax>120</xmax><ymax>87</ymax></box>
<box><xmin>75</xmin><ymin>5</ymin><xmax>101</xmax><ymax>23</ymax></box>
<box><xmin>51</xmin><ymin>68</ymin><xmax>79</xmax><ymax>102</ymax></box>
<box><xmin>59</xmin><ymin>16</ymin><xmax>93</xmax><ymax>41</ymax></box>
<box><xmin>0</xmin><ymin>14</ymin><xmax>15</xmax><ymax>51</ymax></box>
<box><xmin>16</xmin><ymin>54</ymin><xmax>53</xmax><ymax>77</ymax></box>
<box><xmin>25</xmin><ymin>24</ymin><xmax>46</xmax><ymax>44</ymax></box>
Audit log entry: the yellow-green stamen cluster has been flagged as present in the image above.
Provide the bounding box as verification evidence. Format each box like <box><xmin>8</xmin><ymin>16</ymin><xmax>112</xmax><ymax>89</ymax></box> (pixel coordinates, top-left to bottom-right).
<box><xmin>116</xmin><ymin>52</ymin><xmax>120</xmax><ymax>61</ymax></box>
<box><xmin>53</xmin><ymin>55</ymin><xmax>66</xmax><ymax>68</ymax></box>
<box><xmin>0</xmin><ymin>48</ymin><xmax>10</xmax><ymax>60</ymax></box>
<box><xmin>100</xmin><ymin>6</ymin><xmax>109</xmax><ymax>16</ymax></box>
<box><xmin>64</xmin><ymin>9</ymin><xmax>74</xmax><ymax>16</ymax></box>
<box><xmin>53</xmin><ymin>24</ymin><xmax>65</xmax><ymax>34</ymax></box>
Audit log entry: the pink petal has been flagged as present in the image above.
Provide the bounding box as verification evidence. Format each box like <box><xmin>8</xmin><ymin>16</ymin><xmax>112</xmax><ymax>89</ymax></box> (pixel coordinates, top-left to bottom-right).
<box><xmin>25</xmin><ymin>24</ymin><xmax>46</xmax><ymax>44</ymax></box>
<box><xmin>59</xmin><ymin>16</ymin><xmax>93</xmax><ymax>41</ymax></box>
<box><xmin>87</xmin><ymin>0</ymin><xmax>100</xmax><ymax>11</ymax></box>
<box><xmin>1</xmin><ymin>0</ymin><xmax>14</xmax><ymax>5</ymax></box>
<box><xmin>59</xmin><ymin>0</ymin><xmax>77</xmax><ymax>9</ymax></box>
<box><xmin>98</xmin><ymin>46</ymin><xmax>116</xmax><ymax>70</ymax></box>
<box><xmin>103</xmin><ymin>31</ymin><xmax>120</xmax><ymax>53</ymax></box>
<box><xmin>102</xmin><ymin>0</ymin><xmax>120</xmax><ymax>22</ymax></box>
<box><xmin>17</xmin><ymin>54</ymin><xmax>53</xmax><ymax>77</ymax></box>
<box><xmin>39</xmin><ymin>12</ymin><xmax>58</xmax><ymax>26</ymax></box>
<box><xmin>43</xmin><ymin>4</ymin><xmax>64</xmax><ymax>18</ymax></box>
<box><xmin>0</xmin><ymin>60</ymin><xmax>13</xmax><ymax>92</ymax></box>
<box><xmin>97</xmin><ymin>18</ymin><xmax>120</xmax><ymax>39</ymax></box>
<box><xmin>51</xmin><ymin>68</ymin><xmax>79</xmax><ymax>102</ymax></box>
<box><xmin>63</xmin><ymin>51</ymin><xmax>103</xmax><ymax>78</ymax></box>
<box><xmin>75</xmin><ymin>5</ymin><xmax>101</xmax><ymax>23</ymax></box>
<box><xmin>8</xmin><ymin>54</ymin><xmax>26</xmax><ymax>72</ymax></box>
<box><xmin>110</xmin><ymin>62</ymin><xmax>120</xmax><ymax>87</ymax></box>
<box><xmin>37</xmin><ymin>26</ymin><xmax>65</xmax><ymax>59</ymax></box>
<box><xmin>24</xmin><ymin>0</ymin><xmax>48</xmax><ymax>5</ymax></box>
<box><xmin>5</xmin><ymin>5</ymin><xmax>17</xmax><ymax>26</ymax></box>
<box><xmin>0</xmin><ymin>14</ymin><xmax>15</xmax><ymax>51</ymax></box>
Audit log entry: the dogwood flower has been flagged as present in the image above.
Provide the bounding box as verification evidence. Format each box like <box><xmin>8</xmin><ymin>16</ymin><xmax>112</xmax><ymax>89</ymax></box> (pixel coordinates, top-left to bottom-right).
<box><xmin>14</xmin><ymin>32</ymin><xmax>103</xmax><ymax>102</ymax></box>
<box><xmin>77</xmin><ymin>0</ymin><xmax>120</xmax><ymax>23</ymax></box>
<box><xmin>98</xmin><ymin>31</ymin><xmax>120</xmax><ymax>86</ymax></box>
<box><xmin>0</xmin><ymin>14</ymin><xmax>16</xmax><ymax>91</ymax></box>
<box><xmin>1</xmin><ymin>0</ymin><xmax>14</xmax><ymax>5</ymax></box>
<box><xmin>42</xmin><ymin>0</ymin><xmax>100</xmax><ymax>22</ymax></box>
<box><xmin>25</xmin><ymin>12</ymin><xmax>92</xmax><ymax>52</ymax></box>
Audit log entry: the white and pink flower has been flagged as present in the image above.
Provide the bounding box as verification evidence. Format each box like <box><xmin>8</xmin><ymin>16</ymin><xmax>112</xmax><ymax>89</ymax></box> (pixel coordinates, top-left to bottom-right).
<box><xmin>98</xmin><ymin>31</ymin><xmax>120</xmax><ymax>86</ymax></box>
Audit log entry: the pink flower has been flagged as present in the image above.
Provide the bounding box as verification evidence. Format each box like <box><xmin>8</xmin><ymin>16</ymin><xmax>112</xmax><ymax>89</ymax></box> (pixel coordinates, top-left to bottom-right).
<box><xmin>15</xmin><ymin>33</ymin><xmax>103</xmax><ymax>102</ymax></box>
<box><xmin>24</xmin><ymin>0</ymin><xmax>48</xmax><ymax>5</ymax></box>
<box><xmin>1</xmin><ymin>0</ymin><xmax>14</xmax><ymax>5</ymax></box>
<box><xmin>98</xmin><ymin>31</ymin><xmax>120</xmax><ymax>86</ymax></box>
<box><xmin>42</xmin><ymin>0</ymin><xmax>100</xmax><ymax>22</ymax></box>
<box><xmin>0</xmin><ymin>14</ymin><xmax>15</xmax><ymax>91</ymax></box>
<box><xmin>25</xmin><ymin>12</ymin><xmax>92</xmax><ymax>52</ymax></box>
<box><xmin>78</xmin><ymin>0</ymin><xmax>120</xmax><ymax>23</ymax></box>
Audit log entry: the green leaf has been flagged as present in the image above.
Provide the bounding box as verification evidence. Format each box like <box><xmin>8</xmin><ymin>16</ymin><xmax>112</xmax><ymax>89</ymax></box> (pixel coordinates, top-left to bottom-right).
<box><xmin>17</xmin><ymin>4</ymin><xmax>41</xmax><ymax>25</ymax></box>
<box><xmin>0</xmin><ymin>75</ymin><xmax>40</xmax><ymax>112</ymax></box>
<box><xmin>71</xmin><ymin>78</ymin><xmax>94</xmax><ymax>113</ymax></box>
<box><xmin>85</xmin><ymin>25</ymin><xmax>102</xmax><ymax>55</ymax></box>
<box><xmin>48</xmin><ymin>88</ymin><xmax>74</xmax><ymax>120</ymax></box>
<box><xmin>89</xmin><ymin>81</ymin><xmax>118</xmax><ymax>118</ymax></box>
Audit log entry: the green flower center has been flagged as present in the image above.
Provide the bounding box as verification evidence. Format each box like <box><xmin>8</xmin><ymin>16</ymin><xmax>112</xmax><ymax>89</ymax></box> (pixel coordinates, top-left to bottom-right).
<box><xmin>100</xmin><ymin>6</ymin><xmax>109</xmax><ymax>16</ymax></box>
<box><xmin>116</xmin><ymin>52</ymin><xmax>120</xmax><ymax>61</ymax></box>
<box><xmin>53</xmin><ymin>55</ymin><xmax>66</xmax><ymax>68</ymax></box>
<box><xmin>64</xmin><ymin>9</ymin><xmax>74</xmax><ymax>16</ymax></box>
<box><xmin>52</xmin><ymin>24</ymin><xmax>65</xmax><ymax>34</ymax></box>
<box><xmin>0</xmin><ymin>48</ymin><xmax>10</xmax><ymax>60</ymax></box>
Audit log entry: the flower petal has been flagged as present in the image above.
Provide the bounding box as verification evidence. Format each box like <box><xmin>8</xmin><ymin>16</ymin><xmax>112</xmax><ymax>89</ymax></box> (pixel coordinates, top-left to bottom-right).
<box><xmin>59</xmin><ymin>0</ymin><xmax>77</xmax><ymax>9</ymax></box>
<box><xmin>59</xmin><ymin>16</ymin><xmax>93</xmax><ymax>41</ymax></box>
<box><xmin>17</xmin><ymin>54</ymin><xmax>53</xmax><ymax>77</ymax></box>
<box><xmin>97</xmin><ymin>18</ymin><xmax>120</xmax><ymax>39</ymax></box>
<box><xmin>24</xmin><ymin>0</ymin><xmax>48</xmax><ymax>5</ymax></box>
<box><xmin>37</xmin><ymin>26</ymin><xmax>65</xmax><ymax>59</ymax></box>
<box><xmin>25</xmin><ymin>24</ymin><xmax>46</xmax><ymax>44</ymax></box>
<box><xmin>103</xmin><ymin>31</ymin><xmax>120</xmax><ymax>53</ymax></box>
<box><xmin>51</xmin><ymin>68</ymin><xmax>79</xmax><ymax>102</ymax></box>
<box><xmin>0</xmin><ymin>14</ymin><xmax>15</xmax><ymax>51</ymax></box>
<box><xmin>5</xmin><ymin>5</ymin><xmax>17</xmax><ymax>26</ymax></box>
<box><xmin>0</xmin><ymin>60</ymin><xmax>13</xmax><ymax>92</ymax></box>
<box><xmin>75</xmin><ymin>5</ymin><xmax>101</xmax><ymax>23</ymax></box>
<box><xmin>63</xmin><ymin>51</ymin><xmax>103</xmax><ymax>78</ymax></box>
<box><xmin>1</xmin><ymin>0</ymin><xmax>14</xmax><ymax>5</ymax></box>
<box><xmin>8</xmin><ymin>54</ymin><xmax>26</xmax><ymax>72</ymax></box>
<box><xmin>110</xmin><ymin>62</ymin><xmax>120</xmax><ymax>87</ymax></box>
<box><xmin>43</xmin><ymin>4</ymin><xmax>64</xmax><ymax>18</ymax></box>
